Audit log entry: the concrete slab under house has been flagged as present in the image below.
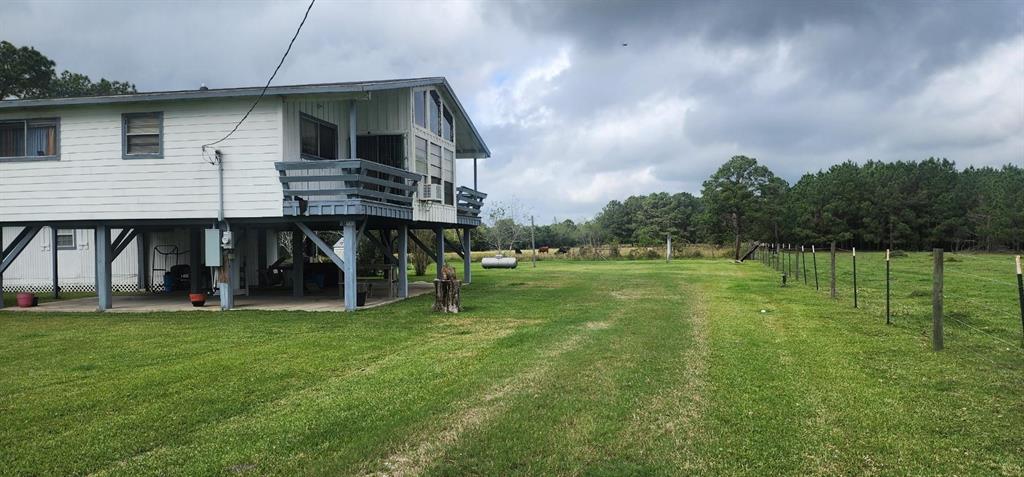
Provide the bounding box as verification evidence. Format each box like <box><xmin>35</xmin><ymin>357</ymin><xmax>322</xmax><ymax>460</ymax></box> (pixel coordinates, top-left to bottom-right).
<box><xmin>0</xmin><ymin>77</ymin><xmax>489</xmax><ymax>312</ymax></box>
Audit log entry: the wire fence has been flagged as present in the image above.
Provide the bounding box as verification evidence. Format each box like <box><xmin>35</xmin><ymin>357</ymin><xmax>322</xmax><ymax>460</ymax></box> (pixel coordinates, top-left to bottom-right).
<box><xmin>752</xmin><ymin>243</ymin><xmax>1024</xmax><ymax>358</ymax></box>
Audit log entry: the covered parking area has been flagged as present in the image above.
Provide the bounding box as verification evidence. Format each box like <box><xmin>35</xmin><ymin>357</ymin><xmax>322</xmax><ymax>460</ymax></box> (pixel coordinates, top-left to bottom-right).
<box><xmin>1</xmin><ymin>217</ymin><xmax>473</xmax><ymax>313</ymax></box>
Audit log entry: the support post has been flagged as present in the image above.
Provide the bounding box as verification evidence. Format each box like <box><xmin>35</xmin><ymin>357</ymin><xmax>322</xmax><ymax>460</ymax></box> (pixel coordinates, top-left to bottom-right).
<box><xmin>886</xmin><ymin>249</ymin><xmax>891</xmax><ymax>325</ymax></box>
<box><xmin>852</xmin><ymin>247</ymin><xmax>858</xmax><ymax>308</ymax></box>
<box><xmin>830</xmin><ymin>241</ymin><xmax>837</xmax><ymax>299</ymax></box>
<box><xmin>462</xmin><ymin>228</ymin><xmax>472</xmax><ymax>284</ymax></box>
<box><xmin>0</xmin><ymin>227</ymin><xmax>4</xmax><ymax>310</ymax></box>
<box><xmin>256</xmin><ymin>227</ymin><xmax>267</xmax><ymax>288</ymax></box>
<box><xmin>812</xmin><ymin>245</ymin><xmax>819</xmax><ymax>291</ymax></box>
<box><xmin>343</xmin><ymin>221</ymin><xmax>358</xmax><ymax>311</ymax></box>
<box><xmin>398</xmin><ymin>224</ymin><xmax>409</xmax><ymax>298</ymax></box>
<box><xmin>137</xmin><ymin>230</ymin><xmax>149</xmax><ymax>291</ymax></box>
<box><xmin>51</xmin><ymin>226</ymin><xmax>59</xmax><ymax>298</ymax></box>
<box><xmin>473</xmin><ymin>158</ymin><xmax>478</xmax><ymax>191</ymax></box>
<box><xmin>666</xmin><ymin>234</ymin><xmax>672</xmax><ymax>262</ymax></box>
<box><xmin>219</xmin><ymin>229</ymin><xmax>236</xmax><ymax>311</ymax></box>
<box><xmin>435</xmin><ymin>227</ymin><xmax>445</xmax><ymax>279</ymax></box>
<box><xmin>95</xmin><ymin>225</ymin><xmax>112</xmax><ymax>311</ymax></box>
<box><xmin>292</xmin><ymin>229</ymin><xmax>303</xmax><ymax>297</ymax></box>
<box><xmin>189</xmin><ymin>228</ymin><xmax>202</xmax><ymax>294</ymax></box>
<box><xmin>932</xmin><ymin>248</ymin><xmax>944</xmax><ymax>351</ymax></box>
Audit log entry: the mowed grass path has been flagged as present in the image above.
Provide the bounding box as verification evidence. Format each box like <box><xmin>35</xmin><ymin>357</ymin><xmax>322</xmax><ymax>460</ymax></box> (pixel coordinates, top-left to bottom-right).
<box><xmin>1</xmin><ymin>258</ymin><xmax>1021</xmax><ymax>475</ymax></box>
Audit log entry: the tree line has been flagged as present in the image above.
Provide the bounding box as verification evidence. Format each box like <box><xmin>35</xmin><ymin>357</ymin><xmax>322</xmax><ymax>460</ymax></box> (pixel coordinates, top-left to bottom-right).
<box><xmin>479</xmin><ymin>156</ymin><xmax>1023</xmax><ymax>258</ymax></box>
<box><xmin>1</xmin><ymin>41</ymin><xmax>136</xmax><ymax>100</ymax></box>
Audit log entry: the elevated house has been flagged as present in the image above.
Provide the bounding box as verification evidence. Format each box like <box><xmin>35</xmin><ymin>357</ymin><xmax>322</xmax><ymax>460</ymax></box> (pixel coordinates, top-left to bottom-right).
<box><xmin>0</xmin><ymin>77</ymin><xmax>489</xmax><ymax>311</ymax></box>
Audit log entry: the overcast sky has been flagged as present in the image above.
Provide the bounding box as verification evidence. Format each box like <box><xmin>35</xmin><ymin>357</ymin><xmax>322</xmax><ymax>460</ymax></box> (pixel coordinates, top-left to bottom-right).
<box><xmin>3</xmin><ymin>0</ymin><xmax>1022</xmax><ymax>222</ymax></box>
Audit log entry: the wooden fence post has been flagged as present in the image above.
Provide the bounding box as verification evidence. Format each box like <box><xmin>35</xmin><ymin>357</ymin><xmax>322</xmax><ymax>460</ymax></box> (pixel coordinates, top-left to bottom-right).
<box><xmin>886</xmin><ymin>249</ymin><xmax>891</xmax><ymax>325</ymax></box>
<box><xmin>852</xmin><ymin>247</ymin><xmax>858</xmax><ymax>308</ymax></box>
<box><xmin>830</xmin><ymin>241</ymin><xmax>837</xmax><ymax>299</ymax></box>
<box><xmin>933</xmin><ymin>248</ymin><xmax>944</xmax><ymax>351</ymax></box>
<box><xmin>812</xmin><ymin>245</ymin><xmax>819</xmax><ymax>290</ymax></box>
<box><xmin>1015</xmin><ymin>255</ymin><xmax>1022</xmax><ymax>345</ymax></box>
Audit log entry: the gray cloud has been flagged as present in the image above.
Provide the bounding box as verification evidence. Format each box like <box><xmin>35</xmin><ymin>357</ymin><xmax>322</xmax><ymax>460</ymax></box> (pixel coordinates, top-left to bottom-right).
<box><xmin>2</xmin><ymin>0</ymin><xmax>1021</xmax><ymax>222</ymax></box>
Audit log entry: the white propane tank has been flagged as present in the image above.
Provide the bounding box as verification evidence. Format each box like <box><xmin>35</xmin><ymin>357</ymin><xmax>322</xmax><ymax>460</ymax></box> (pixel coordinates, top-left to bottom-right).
<box><xmin>481</xmin><ymin>256</ymin><xmax>518</xmax><ymax>269</ymax></box>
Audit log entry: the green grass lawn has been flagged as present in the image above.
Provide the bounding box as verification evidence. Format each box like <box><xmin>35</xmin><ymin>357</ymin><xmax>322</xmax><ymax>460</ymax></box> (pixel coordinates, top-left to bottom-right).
<box><xmin>1</xmin><ymin>255</ymin><xmax>1021</xmax><ymax>476</ymax></box>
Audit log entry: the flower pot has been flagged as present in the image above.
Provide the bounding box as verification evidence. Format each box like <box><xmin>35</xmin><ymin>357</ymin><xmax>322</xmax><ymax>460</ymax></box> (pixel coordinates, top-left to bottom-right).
<box><xmin>189</xmin><ymin>293</ymin><xmax>207</xmax><ymax>307</ymax></box>
<box><xmin>16</xmin><ymin>292</ymin><xmax>36</xmax><ymax>308</ymax></box>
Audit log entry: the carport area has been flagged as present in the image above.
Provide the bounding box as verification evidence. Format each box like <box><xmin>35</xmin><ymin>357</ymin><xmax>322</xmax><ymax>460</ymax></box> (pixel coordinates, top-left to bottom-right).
<box><xmin>4</xmin><ymin>282</ymin><xmax>435</xmax><ymax>313</ymax></box>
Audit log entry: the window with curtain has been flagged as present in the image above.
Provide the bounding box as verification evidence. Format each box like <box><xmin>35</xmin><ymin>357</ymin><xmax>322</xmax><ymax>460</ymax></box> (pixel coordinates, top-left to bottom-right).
<box><xmin>299</xmin><ymin>113</ymin><xmax>338</xmax><ymax>160</ymax></box>
<box><xmin>0</xmin><ymin>118</ymin><xmax>59</xmax><ymax>160</ymax></box>
<box><xmin>122</xmin><ymin>112</ymin><xmax>163</xmax><ymax>158</ymax></box>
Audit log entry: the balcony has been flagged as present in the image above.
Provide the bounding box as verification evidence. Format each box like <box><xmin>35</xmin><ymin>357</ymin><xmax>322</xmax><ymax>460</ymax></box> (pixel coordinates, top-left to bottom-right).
<box><xmin>275</xmin><ymin>160</ymin><xmax>421</xmax><ymax>218</ymax></box>
<box><xmin>456</xmin><ymin>186</ymin><xmax>487</xmax><ymax>226</ymax></box>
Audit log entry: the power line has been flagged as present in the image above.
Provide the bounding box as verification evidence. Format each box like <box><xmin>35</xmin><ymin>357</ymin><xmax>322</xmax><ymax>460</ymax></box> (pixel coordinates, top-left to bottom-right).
<box><xmin>202</xmin><ymin>0</ymin><xmax>316</xmax><ymax>150</ymax></box>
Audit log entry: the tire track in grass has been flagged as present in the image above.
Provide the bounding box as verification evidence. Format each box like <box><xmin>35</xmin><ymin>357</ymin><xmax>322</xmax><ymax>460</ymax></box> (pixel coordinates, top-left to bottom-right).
<box><xmin>620</xmin><ymin>282</ymin><xmax>710</xmax><ymax>472</ymax></box>
<box><xmin>367</xmin><ymin>318</ymin><xmax>619</xmax><ymax>477</ymax></box>
<box><xmin>89</xmin><ymin>321</ymin><xmax>526</xmax><ymax>477</ymax></box>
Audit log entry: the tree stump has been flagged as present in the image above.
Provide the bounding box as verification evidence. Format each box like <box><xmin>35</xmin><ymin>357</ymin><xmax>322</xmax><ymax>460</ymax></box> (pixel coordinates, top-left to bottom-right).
<box><xmin>433</xmin><ymin>265</ymin><xmax>461</xmax><ymax>313</ymax></box>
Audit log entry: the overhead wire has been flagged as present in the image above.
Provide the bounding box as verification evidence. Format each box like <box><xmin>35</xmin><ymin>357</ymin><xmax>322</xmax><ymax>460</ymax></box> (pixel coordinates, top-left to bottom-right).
<box><xmin>201</xmin><ymin>0</ymin><xmax>316</xmax><ymax>153</ymax></box>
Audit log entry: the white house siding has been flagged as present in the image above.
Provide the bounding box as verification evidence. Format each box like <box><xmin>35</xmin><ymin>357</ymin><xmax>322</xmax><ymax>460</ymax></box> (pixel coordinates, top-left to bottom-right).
<box><xmin>1</xmin><ymin>226</ymin><xmax>141</xmax><ymax>292</ymax></box>
<box><xmin>282</xmin><ymin>91</ymin><xmax>423</xmax><ymax>209</ymax></box>
<box><xmin>413</xmin><ymin>202</ymin><xmax>457</xmax><ymax>223</ymax></box>
<box><xmin>282</xmin><ymin>98</ymin><xmax>350</xmax><ymax>161</ymax></box>
<box><xmin>356</xmin><ymin>88</ymin><xmax>410</xmax><ymax>137</ymax></box>
<box><xmin>0</xmin><ymin>98</ymin><xmax>284</xmax><ymax>223</ymax></box>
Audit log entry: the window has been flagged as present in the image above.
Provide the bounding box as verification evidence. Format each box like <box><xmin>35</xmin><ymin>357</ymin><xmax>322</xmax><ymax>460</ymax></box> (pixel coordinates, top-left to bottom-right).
<box><xmin>56</xmin><ymin>229</ymin><xmax>76</xmax><ymax>250</ymax></box>
<box><xmin>428</xmin><ymin>91</ymin><xmax>441</xmax><ymax>136</ymax></box>
<box><xmin>414</xmin><ymin>90</ymin><xmax>426</xmax><ymax>128</ymax></box>
<box><xmin>122</xmin><ymin>112</ymin><xmax>163</xmax><ymax>159</ymax></box>
<box><xmin>444</xmin><ymin>181</ymin><xmax>454</xmax><ymax>206</ymax></box>
<box><xmin>442</xmin><ymin>148</ymin><xmax>454</xmax><ymax>183</ymax></box>
<box><xmin>299</xmin><ymin>113</ymin><xmax>338</xmax><ymax>160</ymax></box>
<box><xmin>442</xmin><ymin>106</ymin><xmax>453</xmax><ymax>142</ymax></box>
<box><xmin>429</xmin><ymin>142</ymin><xmax>442</xmax><ymax>182</ymax></box>
<box><xmin>0</xmin><ymin>118</ymin><xmax>59</xmax><ymax>162</ymax></box>
<box><xmin>415</xmin><ymin>137</ymin><xmax>428</xmax><ymax>175</ymax></box>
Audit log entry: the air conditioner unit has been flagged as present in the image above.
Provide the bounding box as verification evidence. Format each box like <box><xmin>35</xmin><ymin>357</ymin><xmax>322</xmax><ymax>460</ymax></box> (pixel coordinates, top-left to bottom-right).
<box><xmin>419</xmin><ymin>183</ymin><xmax>444</xmax><ymax>202</ymax></box>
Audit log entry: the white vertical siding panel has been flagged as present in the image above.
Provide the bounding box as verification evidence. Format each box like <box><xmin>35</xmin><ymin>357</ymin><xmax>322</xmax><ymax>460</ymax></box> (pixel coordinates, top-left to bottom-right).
<box><xmin>1</xmin><ymin>226</ymin><xmax>140</xmax><ymax>291</ymax></box>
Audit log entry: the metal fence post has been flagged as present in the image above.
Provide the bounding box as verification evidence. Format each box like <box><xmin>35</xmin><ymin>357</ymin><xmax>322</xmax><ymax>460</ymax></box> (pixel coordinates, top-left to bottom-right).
<box><xmin>830</xmin><ymin>241</ymin><xmax>837</xmax><ymax>299</ymax></box>
<box><xmin>852</xmin><ymin>247</ymin><xmax>858</xmax><ymax>308</ymax></box>
<box><xmin>886</xmin><ymin>249</ymin><xmax>891</xmax><ymax>325</ymax></box>
<box><xmin>812</xmin><ymin>244</ymin><xmax>819</xmax><ymax>291</ymax></box>
<box><xmin>801</xmin><ymin>245</ymin><xmax>807</xmax><ymax>285</ymax></box>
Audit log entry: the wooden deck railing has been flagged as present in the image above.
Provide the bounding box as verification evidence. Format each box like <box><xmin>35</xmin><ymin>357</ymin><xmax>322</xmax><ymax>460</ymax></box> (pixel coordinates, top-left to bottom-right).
<box><xmin>275</xmin><ymin>160</ymin><xmax>421</xmax><ymax>207</ymax></box>
<box><xmin>456</xmin><ymin>186</ymin><xmax>487</xmax><ymax>217</ymax></box>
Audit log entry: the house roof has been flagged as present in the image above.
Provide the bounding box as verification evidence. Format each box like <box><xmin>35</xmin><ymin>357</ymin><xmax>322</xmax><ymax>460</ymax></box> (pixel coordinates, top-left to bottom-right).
<box><xmin>0</xmin><ymin>77</ymin><xmax>491</xmax><ymax>158</ymax></box>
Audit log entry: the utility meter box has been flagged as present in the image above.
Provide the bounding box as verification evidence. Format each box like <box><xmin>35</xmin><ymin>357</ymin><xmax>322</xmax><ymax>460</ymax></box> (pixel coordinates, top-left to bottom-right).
<box><xmin>204</xmin><ymin>229</ymin><xmax>222</xmax><ymax>267</ymax></box>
